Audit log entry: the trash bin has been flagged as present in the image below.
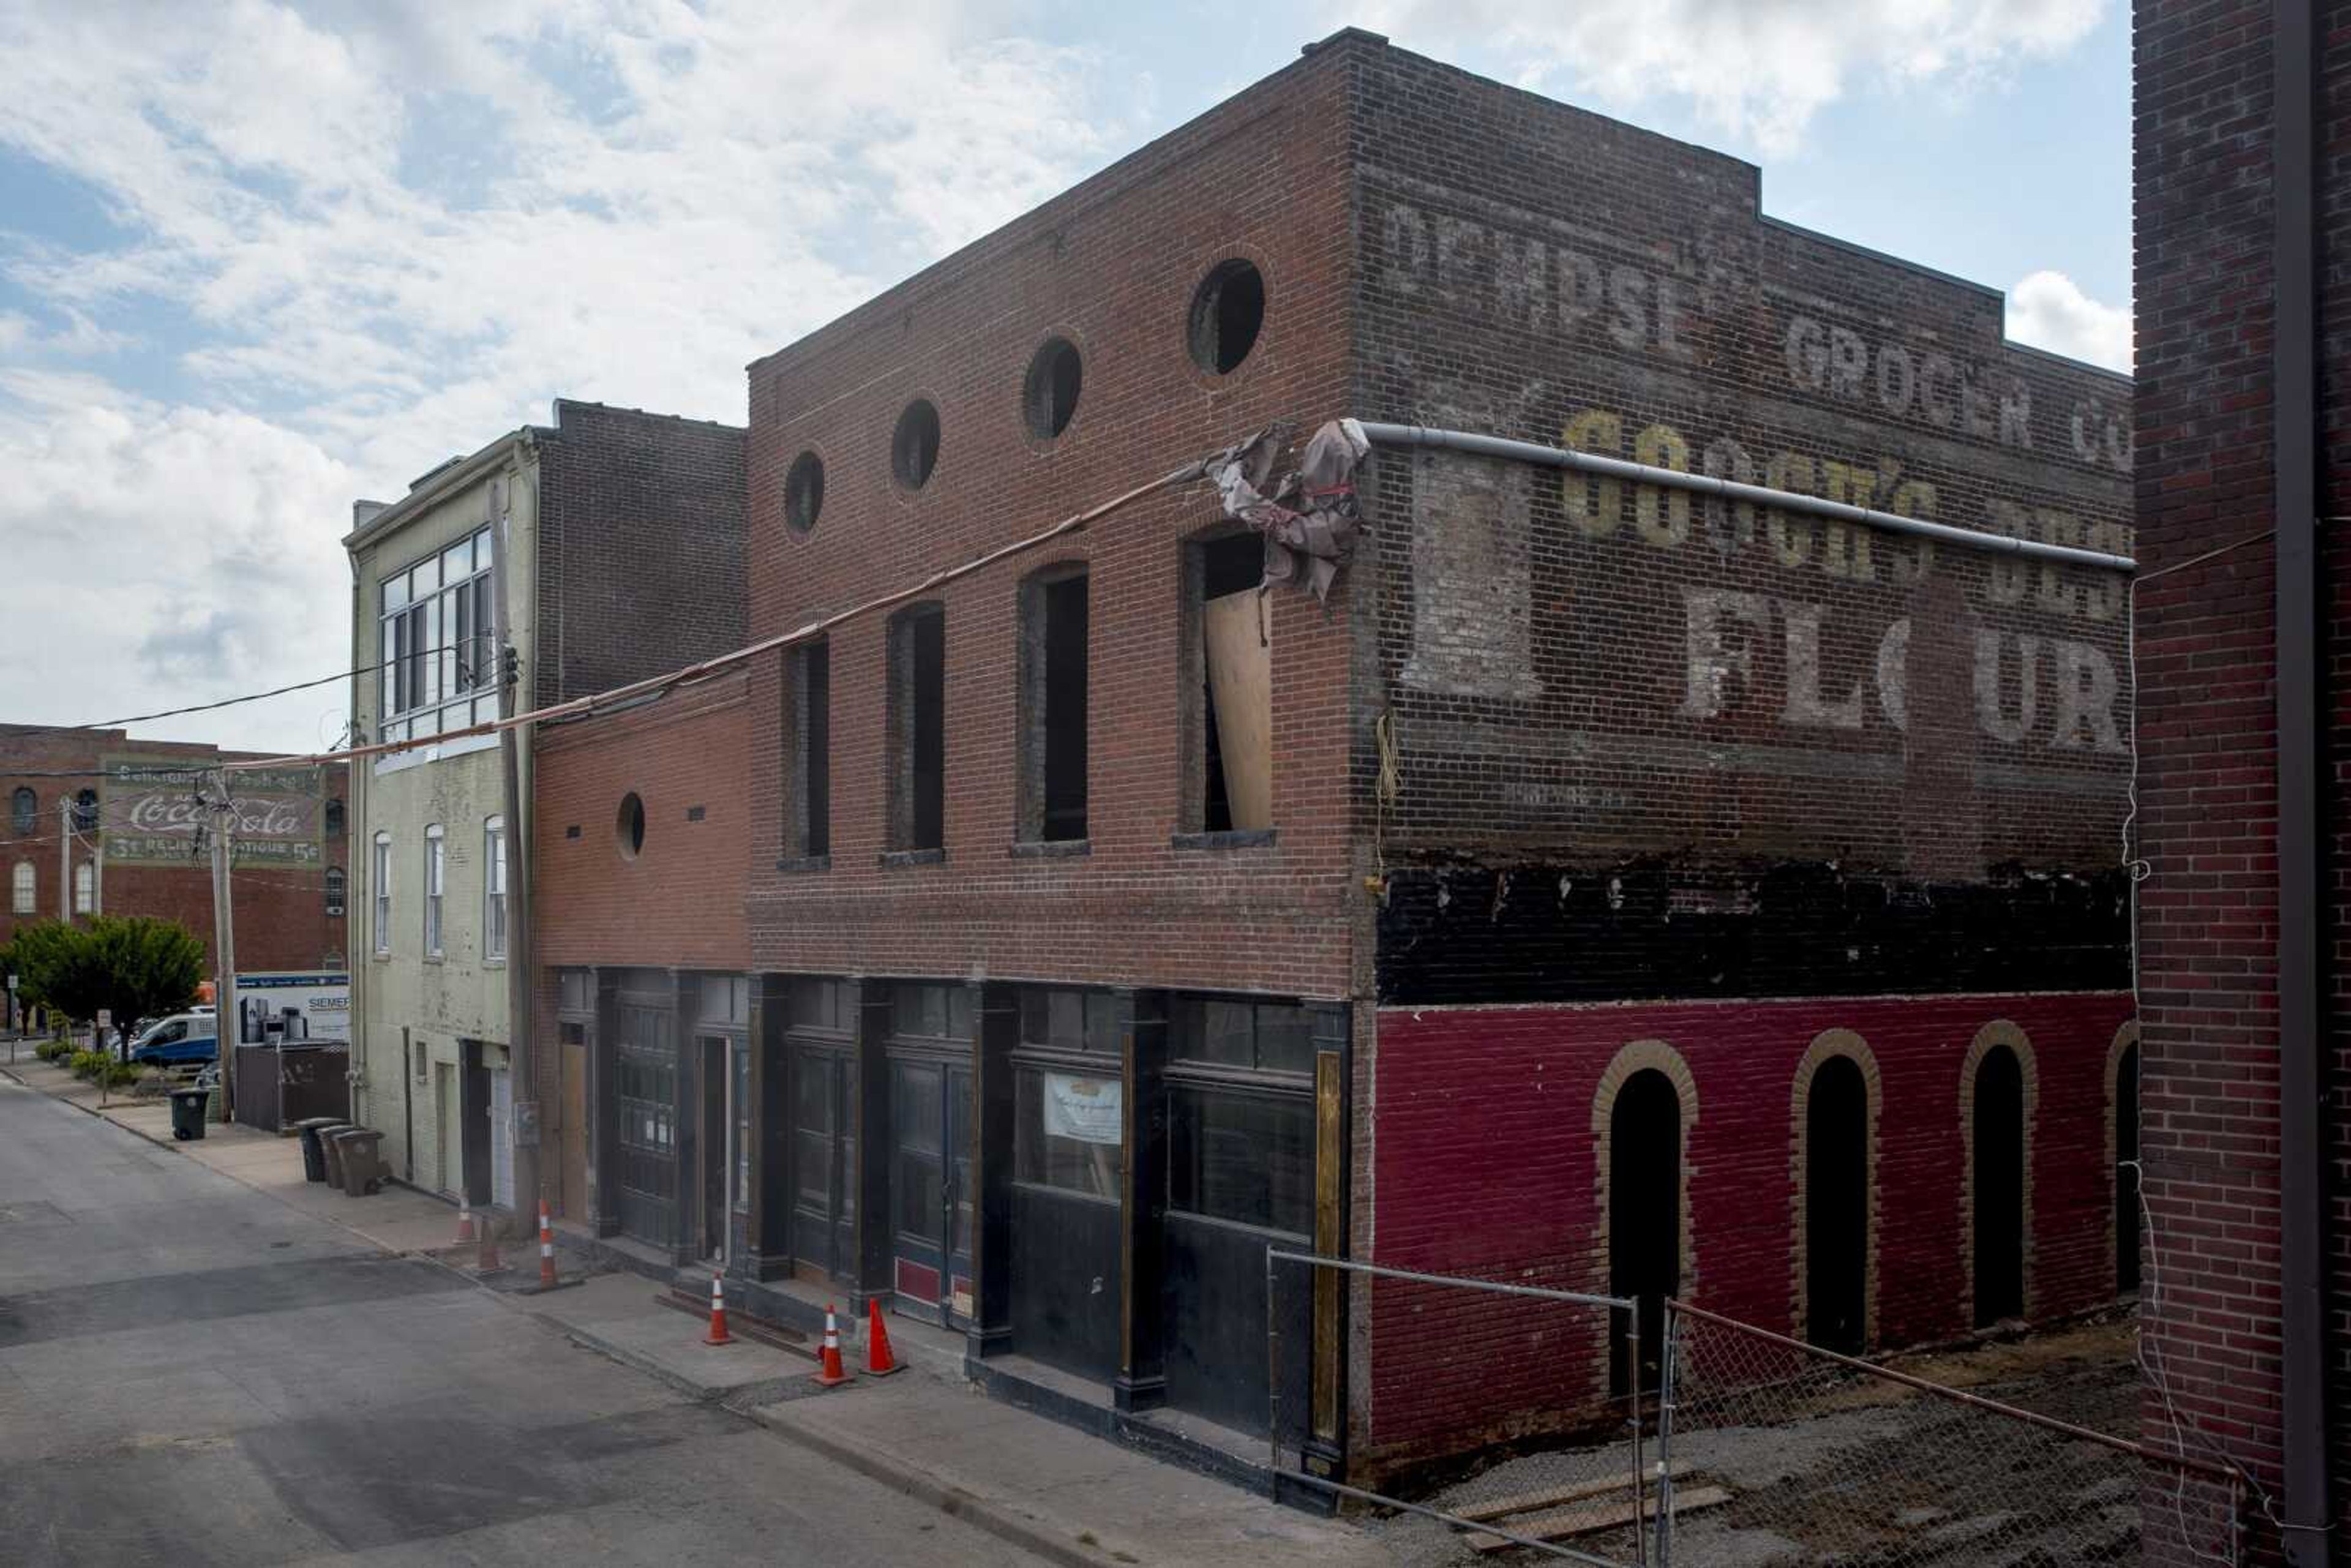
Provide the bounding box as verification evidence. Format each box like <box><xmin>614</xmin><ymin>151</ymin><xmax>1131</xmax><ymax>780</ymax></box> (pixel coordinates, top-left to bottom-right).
<box><xmin>320</xmin><ymin>1125</ymin><xmax>354</xmax><ymax>1189</ymax></box>
<box><xmin>168</xmin><ymin>1087</ymin><xmax>209</xmax><ymax>1142</ymax></box>
<box><xmin>338</xmin><ymin>1129</ymin><xmax>387</xmax><ymax>1197</ymax></box>
<box><xmin>291</xmin><ymin>1117</ymin><xmax>348</xmax><ymax>1183</ymax></box>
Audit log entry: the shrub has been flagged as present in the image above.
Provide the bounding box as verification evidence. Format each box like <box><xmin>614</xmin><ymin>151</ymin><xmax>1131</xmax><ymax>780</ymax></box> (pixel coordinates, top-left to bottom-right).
<box><xmin>69</xmin><ymin>1049</ymin><xmax>107</xmax><ymax>1080</ymax></box>
<box><xmin>34</xmin><ymin>1040</ymin><xmax>69</xmax><ymax>1063</ymax></box>
<box><xmin>99</xmin><ymin>1060</ymin><xmax>138</xmax><ymax>1089</ymax></box>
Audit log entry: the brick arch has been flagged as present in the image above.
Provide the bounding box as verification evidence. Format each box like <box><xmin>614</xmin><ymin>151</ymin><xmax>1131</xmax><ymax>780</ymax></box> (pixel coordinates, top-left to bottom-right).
<box><xmin>1788</xmin><ymin>1029</ymin><xmax>1884</xmax><ymax>1349</ymax></box>
<box><xmin>1959</xmin><ymin>1019</ymin><xmax>2040</xmax><ymax>1321</ymax></box>
<box><xmin>1591</xmin><ymin>1039</ymin><xmax>1701</xmax><ymax>1310</ymax></box>
<box><xmin>2104</xmin><ymin>1020</ymin><xmax>2142</xmax><ymax>1295</ymax></box>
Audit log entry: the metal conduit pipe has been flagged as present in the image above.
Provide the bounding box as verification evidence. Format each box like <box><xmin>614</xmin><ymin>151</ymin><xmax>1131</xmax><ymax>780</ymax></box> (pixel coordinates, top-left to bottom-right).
<box><xmin>1357</xmin><ymin>422</ymin><xmax>2138</xmax><ymax>574</ymax></box>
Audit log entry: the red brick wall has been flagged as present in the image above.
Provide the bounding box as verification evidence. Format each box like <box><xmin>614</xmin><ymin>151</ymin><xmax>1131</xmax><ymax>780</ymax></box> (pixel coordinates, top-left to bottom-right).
<box><xmin>1363</xmin><ymin>991</ymin><xmax>2134</xmax><ymax>1468</ymax></box>
<box><xmin>2133</xmin><ymin>2</ymin><xmax>2351</xmax><ymax>1559</ymax></box>
<box><xmin>533</xmin><ymin>672</ymin><xmax>750</xmax><ymax>975</ymax></box>
<box><xmin>0</xmin><ymin>726</ymin><xmax>346</xmax><ymax>981</ymax></box>
<box><xmin>741</xmin><ymin>40</ymin><xmax>1360</xmax><ymax>997</ymax></box>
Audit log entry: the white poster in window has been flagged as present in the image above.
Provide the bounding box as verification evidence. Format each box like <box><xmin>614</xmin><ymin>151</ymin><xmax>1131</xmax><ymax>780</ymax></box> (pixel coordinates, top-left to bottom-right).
<box><xmin>1043</xmin><ymin>1073</ymin><xmax>1122</xmax><ymax>1145</ymax></box>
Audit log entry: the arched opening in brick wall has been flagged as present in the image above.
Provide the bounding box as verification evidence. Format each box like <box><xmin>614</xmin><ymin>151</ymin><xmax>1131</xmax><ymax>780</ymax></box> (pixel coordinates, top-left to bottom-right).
<box><xmin>1972</xmin><ymin>1045</ymin><xmax>2027</xmax><ymax>1327</ymax></box>
<box><xmin>1608</xmin><ymin>1068</ymin><xmax>1681</xmax><ymax>1396</ymax></box>
<box><xmin>2114</xmin><ymin>1039</ymin><xmax>2141</xmax><ymax>1296</ymax></box>
<box><xmin>1805</xmin><ymin>1054</ymin><xmax>1870</xmax><ymax>1354</ymax></box>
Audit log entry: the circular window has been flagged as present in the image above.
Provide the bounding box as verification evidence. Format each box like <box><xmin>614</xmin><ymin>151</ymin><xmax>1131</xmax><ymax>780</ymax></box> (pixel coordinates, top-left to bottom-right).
<box><xmin>1021</xmin><ymin>337</ymin><xmax>1083</xmax><ymax>441</ymax></box>
<box><xmin>892</xmin><ymin>399</ymin><xmax>941</xmax><ymax>490</ymax></box>
<box><xmin>1188</xmin><ymin>259</ymin><xmax>1265</xmax><ymax>375</ymax></box>
<box><xmin>784</xmin><ymin>451</ymin><xmax>825</xmax><ymax>535</ymax></box>
<box><xmin>616</xmin><ymin>792</ymin><xmax>645</xmax><ymax>861</ymax></box>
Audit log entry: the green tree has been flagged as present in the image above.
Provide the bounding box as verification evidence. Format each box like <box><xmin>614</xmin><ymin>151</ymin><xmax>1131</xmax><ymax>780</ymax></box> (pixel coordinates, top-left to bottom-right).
<box><xmin>87</xmin><ymin>917</ymin><xmax>204</xmax><ymax>1057</ymax></box>
<box><xmin>1</xmin><ymin>920</ymin><xmax>83</xmax><ymax>1028</ymax></box>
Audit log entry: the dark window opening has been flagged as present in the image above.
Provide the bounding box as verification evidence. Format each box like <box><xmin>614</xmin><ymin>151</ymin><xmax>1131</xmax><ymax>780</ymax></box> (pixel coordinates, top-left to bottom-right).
<box><xmin>324</xmin><ymin>799</ymin><xmax>345</xmax><ymax>838</ymax></box>
<box><xmin>892</xmin><ymin>399</ymin><xmax>941</xmax><ymax>490</ymax></box>
<box><xmin>324</xmin><ymin>866</ymin><xmax>347</xmax><ymax>918</ymax></box>
<box><xmin>10</xmin><ymin>787</ymin><xmax>34</xmax><ymax>836</ymax></box>
<box><xmin>72</xmin><ymin>789</ymin><xmax>96</xmax><ymax>833</ymax></box>
<box><xmin>1188</xmin><ymin>258</ymin><xmax>1265</xmax><ymax>374</ymax></box>
<box><xmin>889</xmin><ymin>606</ymin><xmax>946</xmax><ymax>852</ymax></box>
<box><xmin>1172</xmin><ymin>997</ymin><xmax>1314</xmax><ymax>1075</ymax></box>
<box><xmin>1610</xmin><ymin>1068</ymin><xmax>1681</xmax><ymax>1397</ymax></box>
<box><xmin>893</xmin><ymin>982</ymin><xmax>973</xmax><ymax>1042</ymax></box>
<box><xmin>2115</xmin><ymin>1043</ymin><xmax>2140</xmax><ymax>1296</ymax></box>
<box><xmin>1021</xmin><ymin>569</ymin><xmax>1089</xmax><ymax>842</ymax></box>
<box><xmin>1973</xmin><ymin>1045</ymin><xmax>2026</xmax><ymax>1327</ymax></box>
<box><xmin>617</xmin><ymin>792</ymin><xmax>646</xmax><ymax>861</ymax></box>
<box><xmin>1019</xmin><ymin>988</ymin><xmax>1117</xmax><ymax>1052</ymax></box>
<box><xmin>789</xmin><ymin>640</ymin><xmax>831</xmax><ymax>857</ymax></box>
<box><xmin>786</xmin><ymin>451</ymin><xmax>825</xmax><ymax>535</ymax></box>
<box><xmin>1804</xmin><ymin>1056</ymin><xmax>1869</xmax><ymax>1354</ymax></box>
<box><xmin>1022</xmin><ymin>337</ymin><xmax>1082</xmax><ymax>440</ymax></box>
<box><xmin>1190</xmin><ymin>533</ymin><xmax>1269</xmax><ymax>833</ymax></box>
<box><xmin>1171</xmin><ymin>1087</ymin><xmax>1310</xmax><ymax>1233</ymax></box>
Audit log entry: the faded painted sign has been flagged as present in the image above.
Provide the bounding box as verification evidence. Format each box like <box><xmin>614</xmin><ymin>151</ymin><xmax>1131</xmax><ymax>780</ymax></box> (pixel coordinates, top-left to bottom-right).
<box><xmin>100</xmin><ymin>757</ymin><xmax>323</xmax><ymax>869</ymax></box>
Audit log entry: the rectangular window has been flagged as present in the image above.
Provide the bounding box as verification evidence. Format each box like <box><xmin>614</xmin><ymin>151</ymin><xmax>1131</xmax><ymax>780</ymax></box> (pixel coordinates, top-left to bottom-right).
<box><xmin>790</xmin><ymin>978</ymin><xmax>847</xmax><ymax>1033</ymax></box>
<box><xmin>376</xmin><ymin>527</ymin><xmax>495</xmax><ymax>742</ymax></box>
<box><xmin>371</xmin><ymin>834</ymin><xmax>392</xmax><ymax>955</ymax></box>
<box><xmin>423</xmin><ymin>826</ymin><xmax>445</xmax><ymax>957</ymax></box>
<box><xmin>787</xmin><ymin>640</ymin><xmax>830</xmax><ymax>858</ymax></box>
<box><xmin>72</xmin><ymin>861</ymin><xmax>93</xmax><ymax>914</ymax></box>
<box><xmin>1019</xmin><ymin>569</ymin><xmax>1089</xmax><ymax>842</ymax></box>
<box><xmin>483</xmin><ymin>816</ymin><xmax>507</xmax><ymax>961</ymax></box>
<box><xmin>1169</xmin><ymin>1087</ymin><xmax>1313</xmax><ymax>1234</ymax></box>
<box><xmin>1173</xmin><ymin>997</ymin><xmax>1316</xmax><ymax>1075</ymax></box>
<box><xmin>1015</xmin><ymin>1065</ymin><xmax>1123</xmax><ymax>1199</ymax></box>
<box><xmin>1187</xmin><ymin>533</ymin><xmax>1272</xmax><ymax>833</ymax></box>
<box><xmin>892</xmin><ymin>983</ymin><xmax>973</xmax><ymax>1042</ymax></box>
<box><xmin>12</xmin><ymin>861</ymin><xmax>34</xmax><ymax>914</ymax></box>
<box><xmin>888</xmin><ymin>606</ymin><xmax>947</xmax><ymax>852</ymax></box>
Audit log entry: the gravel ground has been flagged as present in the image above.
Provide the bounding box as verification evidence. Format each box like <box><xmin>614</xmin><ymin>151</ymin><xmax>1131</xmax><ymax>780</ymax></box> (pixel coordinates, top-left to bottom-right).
<box><xmin>1365</xmin><ymin>1318</ymin><xmax>2153</xmax><ymax>1568</ymax></box>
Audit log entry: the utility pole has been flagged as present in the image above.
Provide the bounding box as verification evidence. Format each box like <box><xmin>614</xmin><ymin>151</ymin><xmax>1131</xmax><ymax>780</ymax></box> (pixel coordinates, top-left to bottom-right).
<box><xmin>487</xmin><ymin>507</ymin><xmax>539</xmax><ymax>1214</ymax></box>
<box><xmin>204</xmin><ymin>770</ymin><xmax>239</xmax><ymax>1123</ymax></box>
<box><xmin>56</xmin><ymin>796</ymin><xmax>69</xmax><ymax>921</ymax></box>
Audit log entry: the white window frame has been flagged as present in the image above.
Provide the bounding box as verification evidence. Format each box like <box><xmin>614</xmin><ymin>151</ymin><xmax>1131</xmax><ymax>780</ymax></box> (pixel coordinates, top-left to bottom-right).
<box><xmin>10</xmin><ymin>861</ymin><xmax>32</xmax><ymax>915</ymax></box>
<box><xmin>377</xmin><ymin>526</ymin><xmax>496</xmax><ymax>745</ymax></box>
<box><xmin>483</xmin><ymin>815</ymin><xmax>508</xmax><ymax>962</ymax></box>
<box><xmin>372</xmin><ymin>833</ymin><xmax>392</xmax><ymax>955</ymax></box>
<box><xmin>423</xmin><ymin>825</ymin><xmax>446</xmax><ymax>958</ymax></box>
<box><xmin>72</xmin><ymin>861</ymin><xmax>92</xmax><ymax>914</ymax></box>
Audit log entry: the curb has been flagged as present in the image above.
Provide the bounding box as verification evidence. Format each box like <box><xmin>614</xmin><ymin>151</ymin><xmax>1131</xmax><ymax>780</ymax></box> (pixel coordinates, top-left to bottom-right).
<box><xmin>740</xmin><ymin>1400</ymin><xmax>1133</xmax><ymax>1568</ymax></box>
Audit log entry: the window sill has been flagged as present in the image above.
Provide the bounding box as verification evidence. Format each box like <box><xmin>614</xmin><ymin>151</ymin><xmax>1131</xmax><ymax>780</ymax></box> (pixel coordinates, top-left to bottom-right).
<box><xmin>879</xmin><ymin>847</ymin><xmax>947</xmax><ymax>869</ymax></box>
<box><xmin>1170</xmin><ymin>828</ymin><xmax>1278</xmax><ymax>851</ymax></box>
<box><xmin>1010</xmin><ymin>839</ymin><xmax>1090</xmax><ymax>860</ymax></box>
<box><xmin>483</xmin><ymin>957</ymin><xmax>508</xmax><ymax>969</ymax></box>
<box><xmin>775</xmin><ymin>854</ymin><xmax>832</xmax><ymax>874</ymax></box>
<box><xmin>422</xmin><ymin>953</ymin><xmax>446</xmax><ymax>966</ymax></box>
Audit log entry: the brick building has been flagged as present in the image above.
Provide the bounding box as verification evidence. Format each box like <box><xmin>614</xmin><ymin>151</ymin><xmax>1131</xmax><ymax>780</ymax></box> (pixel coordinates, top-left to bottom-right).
<box><xmin>1</xmin><ymin>722</ymin><xmax>347</xmax><ymax>1029</ymax></box>
<box><xmin>522</xmin><ymin>31</ymin><xmax>2137</xmax><ymax>1482</ymax></box>
<box><xmin>345</xmin><ymin>399</ymin><xmax>742</xmax><ymax>1220</ymax></box>
<box><xmin>2134</xmin><ymin>1</ymin><xmax>2347</xmax><ymax>1561</ymax></box>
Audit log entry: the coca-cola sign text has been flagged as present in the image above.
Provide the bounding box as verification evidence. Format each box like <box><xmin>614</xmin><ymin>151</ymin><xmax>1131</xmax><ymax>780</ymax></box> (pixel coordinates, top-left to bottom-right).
<box><xmin>102</xmin><ymin>758</ymin><xmax>323</xmax><ymax>868</ymax></box>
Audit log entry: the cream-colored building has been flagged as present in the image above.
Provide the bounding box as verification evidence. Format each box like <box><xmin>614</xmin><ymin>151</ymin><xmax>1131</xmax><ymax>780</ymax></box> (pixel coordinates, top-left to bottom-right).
<box><xmin>345</xmin><ymin>432</ymin><xmax>538</xmax><ymax>1214</ymax></box>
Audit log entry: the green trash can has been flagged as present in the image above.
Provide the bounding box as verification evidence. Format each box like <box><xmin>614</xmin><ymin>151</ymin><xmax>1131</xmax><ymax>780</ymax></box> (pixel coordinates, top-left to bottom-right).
<box><xmin>168</xmin><ymin>1087</ymin><xmax>209</xmax><ymax>1141</ymax></box>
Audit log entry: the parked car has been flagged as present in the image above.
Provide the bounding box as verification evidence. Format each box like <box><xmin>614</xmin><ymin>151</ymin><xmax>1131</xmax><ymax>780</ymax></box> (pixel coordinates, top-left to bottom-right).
<box><xmin>126</xmin><ymin>1012</ymin><xmax>212</xmax><ymax>1056</ymax></box>
<box><xmin>130</xmin><ymin>1033</ymin><xmax>217</xmax><ymax>1068</ymax></box>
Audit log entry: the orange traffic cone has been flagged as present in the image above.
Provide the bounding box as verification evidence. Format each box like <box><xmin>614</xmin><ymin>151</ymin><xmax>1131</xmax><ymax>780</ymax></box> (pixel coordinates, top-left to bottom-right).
<box><xmin>536</xmin><ymin>1199</ymin><xmax>558</xmax><ymax>1290</ymax></box>
<box><xmin>865</xmin><ymin>1297</ymin><xmax>902</xmax><ymax>1376</ymax></box>
<box><xmin>813</xmin><ymin>1301</ymin><xmax>852</xmax><ymax>1387</ymax></box>
<box><xmin>454</xmin><ymin>1202</ymin><xmax>476</xmax><ymax>1246</ymax></box>
<box><xmin>475</xmin><ymin>1213</ymin><xmax>506</xmax><ymax>1275</ymax></box>
<box><xmin>703</xmin><ymin>1275</ymin><xmax>733</xmax><ymax>1346</ymax></box>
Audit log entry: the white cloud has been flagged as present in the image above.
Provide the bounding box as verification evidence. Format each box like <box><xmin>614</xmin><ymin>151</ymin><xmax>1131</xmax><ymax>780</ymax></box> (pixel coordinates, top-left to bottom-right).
<box><xmin>2007</xmin><ymin>268</ymin><xmax>2132</xmax><ymax>372</ymax></box>
<box><xmin>1349</xmin><ymin>0</ymin><xmax>2105</xmax><ymax>155</ymax></box>
<box><xmin>0</xmin><ymin>0</ymin><xmax>1129</xmax><ymax>748</ymax></box>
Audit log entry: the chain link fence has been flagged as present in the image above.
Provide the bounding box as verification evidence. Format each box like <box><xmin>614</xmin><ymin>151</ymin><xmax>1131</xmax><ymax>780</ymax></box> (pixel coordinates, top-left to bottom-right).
<box><xmin>1657</xmin><ymin>1299</ymin><xmax>2243</xmax><ymax>1566</ymax></box>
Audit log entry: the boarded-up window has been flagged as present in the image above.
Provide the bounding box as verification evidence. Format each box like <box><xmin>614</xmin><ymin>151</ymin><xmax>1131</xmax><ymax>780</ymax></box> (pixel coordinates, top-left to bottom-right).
<box><xmin>1189</xmin><ymin>533</ymin><xmax>1271</xmax><ymax>831</ymax></box>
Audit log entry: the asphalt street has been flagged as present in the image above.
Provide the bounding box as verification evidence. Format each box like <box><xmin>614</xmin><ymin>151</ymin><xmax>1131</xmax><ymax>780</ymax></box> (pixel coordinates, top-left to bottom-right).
<box><xmin>0</xmin><ymin>1076</ymin><xmax>1044</xmax><ymax>1566</ymax></box>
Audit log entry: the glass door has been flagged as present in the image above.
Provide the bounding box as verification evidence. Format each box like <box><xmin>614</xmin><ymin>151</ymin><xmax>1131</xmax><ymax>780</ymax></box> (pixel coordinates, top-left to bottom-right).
<box><xmin>888</xmin><ymin>1055</ymin><xmax>976</xmax><ymax>1327</ymax></box>
<box><xmin>789</xmin><ymin>1045</ymin><xmax>852</xmax><ymax>1283</ymax></box>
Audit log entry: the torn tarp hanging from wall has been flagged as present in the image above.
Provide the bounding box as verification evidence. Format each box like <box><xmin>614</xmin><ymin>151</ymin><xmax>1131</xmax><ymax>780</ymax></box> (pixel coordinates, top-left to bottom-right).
<box><xmin>1201</xmin><ymin>418</ymin><xmax>1368</xmax><ymax>602</ymax></box>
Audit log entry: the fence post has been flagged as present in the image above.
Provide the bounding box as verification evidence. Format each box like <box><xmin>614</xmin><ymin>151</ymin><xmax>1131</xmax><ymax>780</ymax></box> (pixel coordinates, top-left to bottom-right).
<box><xmin>1264</xmin><ymin>1243</ymin><xmax>1281</xmax><ymax>1501</ymax></box>
<box><xmin>1655</xmin><ymin>1304</ymin><xmax>1676</xmax><ymax>1568</ymax></box>
<box><xmin>1629</xmin><ymin>1316</ymin><xmax>1648</xmax><ymax>1567</ymax></box>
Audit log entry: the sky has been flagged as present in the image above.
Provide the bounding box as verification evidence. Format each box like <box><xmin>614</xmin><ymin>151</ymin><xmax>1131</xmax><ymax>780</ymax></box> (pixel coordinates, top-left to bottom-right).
<box><xmin>0</xmin><ymin>0</ymin><xmax>2134</xmax><ymax>754</ymax></box>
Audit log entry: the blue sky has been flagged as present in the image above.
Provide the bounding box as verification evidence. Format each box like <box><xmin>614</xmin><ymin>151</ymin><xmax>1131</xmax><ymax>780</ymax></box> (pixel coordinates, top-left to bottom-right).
<box><xmin>0</xmin><ymin>0</ymin><xmax>2130</xmax><ymax>752</ymax></box>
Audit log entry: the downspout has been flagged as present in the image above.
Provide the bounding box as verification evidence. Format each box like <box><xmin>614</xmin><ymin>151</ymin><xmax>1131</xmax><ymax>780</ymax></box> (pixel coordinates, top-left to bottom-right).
<box><xmin>2273</xmin><ymin>1</ymin><xmax>2330</xmax><ymax>1561</ymax></box>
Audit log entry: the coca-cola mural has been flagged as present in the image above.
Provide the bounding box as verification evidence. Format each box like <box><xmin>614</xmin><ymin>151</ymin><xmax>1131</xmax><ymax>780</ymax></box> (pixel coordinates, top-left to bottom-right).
<box><xmin>101</xmin><ymin>757</ymin><xmax>323</xmax><ymax>868</ymax></box>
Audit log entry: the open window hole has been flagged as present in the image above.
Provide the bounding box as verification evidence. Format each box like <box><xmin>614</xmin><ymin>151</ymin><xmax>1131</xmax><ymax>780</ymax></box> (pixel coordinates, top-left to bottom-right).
<box><xmin>1188</xmin><ymin>260</ymin><xmax>1265</xmax><ymax>375</ymax></box>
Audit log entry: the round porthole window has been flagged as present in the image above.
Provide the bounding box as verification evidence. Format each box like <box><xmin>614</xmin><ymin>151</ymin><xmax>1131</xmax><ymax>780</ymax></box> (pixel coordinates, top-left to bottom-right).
<box><xmin>892</xmin><ymin>399</ymin><xmax>941</xmax><ymax>490</ymax></box>
<box><xmin>616</xmin><ymin>792</ymin><xmax>645</xmax><ymax>861</ymax></box>
<box><xmin>1021</xmin><ymin>337</ymin><xmax>1083</xmax><ymax>441</ymax></box>
<box><xmin>785</xmin><ymin>451</ymin><xmax>825</xmax><ymax>535</ymax></box>
<box><xmin>1187</xmin><ymin>259</ymin><xmax>1265</xmax><ymax>374</ymax></box>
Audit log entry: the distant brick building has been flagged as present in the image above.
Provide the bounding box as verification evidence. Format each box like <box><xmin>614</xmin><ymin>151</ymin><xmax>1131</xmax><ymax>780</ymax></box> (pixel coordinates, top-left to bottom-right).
<box><xmin>672</xmin><ymin>28</ymin><xmax>2140</xmax><ymax>1482</ymax></box>
<box><xmin>0</xmin><ymin>724</ymin><xmax>347</xmax><ymax>1026</ymax></box>
<box><xmin>2134</xmin><ymin>1</ymin><xmax>2346</xmax><ymax>1562</ymax></box>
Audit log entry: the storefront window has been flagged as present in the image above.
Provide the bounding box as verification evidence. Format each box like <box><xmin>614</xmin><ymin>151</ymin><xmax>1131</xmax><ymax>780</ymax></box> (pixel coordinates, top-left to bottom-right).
<box><xmin>893</xmin><ymin>983</ymin><xmax>973</xmax><ymax>1041</ymax></box>
<box><xmin>1171</xmin><ymin>1087</ymin><xmax>1313</xmax><ymax>1234</ymax></box>
<box><xmin>1176</xmin><ymin>998</ymin><xmax>1316</xmax><ymax>1074</ymax></box>
<box><xmin>1016</xmin><ymin>1065</ymin><xmax>1123</xmax><ymax>1199</ymax></box>
<box><xmin>1018</xmin><ymin>988</ymin><xmax>1117</xmax><ymax>1051</ymax></box>
<box><xmin>792</xmin><ymin>978</ymin><xmax>847</xmax><ymax>1032</ymax></box>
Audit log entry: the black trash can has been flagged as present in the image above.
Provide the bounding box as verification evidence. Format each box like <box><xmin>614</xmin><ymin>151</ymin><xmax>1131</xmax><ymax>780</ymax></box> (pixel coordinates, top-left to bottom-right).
<box><xmin>292</xmin><ymin>1117</ymin><xmax>349</xmax><ymax>1183</ymax></box>
<box><xmin>168</xmin><ymin>1087</ymin><xmax>209</xmax><ymax>1141</ymax></box>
